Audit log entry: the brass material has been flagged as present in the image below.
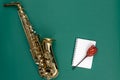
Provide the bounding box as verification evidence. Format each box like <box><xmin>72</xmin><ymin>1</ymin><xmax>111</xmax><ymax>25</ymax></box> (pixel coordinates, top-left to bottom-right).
<box><xmin>4</xmin><ymin>2</ymin><xmax>58</xmax><ymax>80</ymax></box>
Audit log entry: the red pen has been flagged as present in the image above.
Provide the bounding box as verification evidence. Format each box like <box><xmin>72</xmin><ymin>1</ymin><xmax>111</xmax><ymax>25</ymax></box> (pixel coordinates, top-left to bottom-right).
<box><xmin>72</xmin><ymin>45</ymin><xmax>97</xmax><ymax>70</ymax></box>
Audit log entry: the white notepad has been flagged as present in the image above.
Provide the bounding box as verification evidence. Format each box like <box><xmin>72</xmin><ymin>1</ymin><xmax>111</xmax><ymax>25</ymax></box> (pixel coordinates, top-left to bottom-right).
<box><xmin>72</xmin><ymin>38</ymin><xmax>96</xmax><ymax>69</ymax></box>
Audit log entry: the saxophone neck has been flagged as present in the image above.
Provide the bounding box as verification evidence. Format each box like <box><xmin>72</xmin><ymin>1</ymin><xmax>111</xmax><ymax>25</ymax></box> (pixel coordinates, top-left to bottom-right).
<box><xmin>4</xmin><ymin>2</ymin><xmax>23</xmax><ymax>11</ymax></box>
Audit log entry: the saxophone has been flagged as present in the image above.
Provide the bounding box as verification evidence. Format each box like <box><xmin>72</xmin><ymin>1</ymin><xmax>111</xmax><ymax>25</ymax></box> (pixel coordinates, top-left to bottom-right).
<box><xmin>4</xmin><ymin>2</ymin><xmax>58</xmax><ymax>80</ymax></box>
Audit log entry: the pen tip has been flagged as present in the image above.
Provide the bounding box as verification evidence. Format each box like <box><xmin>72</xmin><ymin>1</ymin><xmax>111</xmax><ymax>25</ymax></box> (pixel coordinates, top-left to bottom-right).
<box><xmin>72</xmin><ymin>66</ymin><xmax>76</xmax><ymax>70</ymax></box>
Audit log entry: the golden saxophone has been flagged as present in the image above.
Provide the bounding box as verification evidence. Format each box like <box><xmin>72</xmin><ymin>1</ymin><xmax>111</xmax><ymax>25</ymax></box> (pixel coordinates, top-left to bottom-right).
<box><xmin>4</xmin><ymin>2</ymin><xmax>58</xmax><ymax>80</ymax></box>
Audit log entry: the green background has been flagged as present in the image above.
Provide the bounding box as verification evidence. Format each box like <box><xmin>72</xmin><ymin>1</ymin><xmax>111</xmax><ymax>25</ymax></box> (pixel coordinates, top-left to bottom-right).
<box><xmin>0</xmin><ymin>0</ymin><xmax>120</xmax><ymax>80</ymax></box>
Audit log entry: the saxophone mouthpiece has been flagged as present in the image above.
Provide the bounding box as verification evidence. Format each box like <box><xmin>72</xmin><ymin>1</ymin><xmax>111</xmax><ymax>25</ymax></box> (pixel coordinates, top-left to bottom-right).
<box><xmin>3</xmin><ymin>4</ymin><xmax>8</xmax><ymax>7</ymax></box>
